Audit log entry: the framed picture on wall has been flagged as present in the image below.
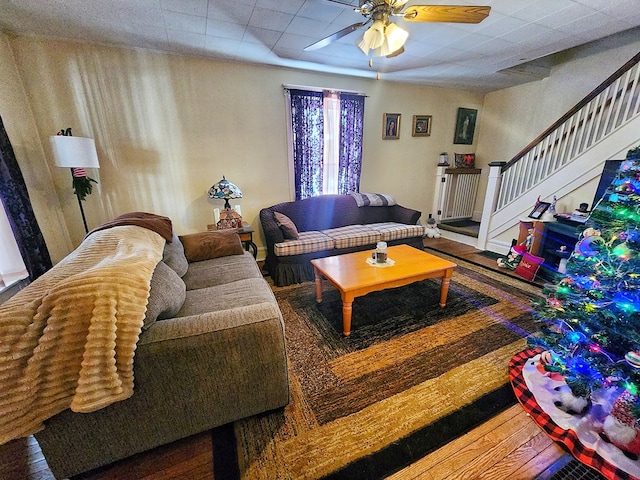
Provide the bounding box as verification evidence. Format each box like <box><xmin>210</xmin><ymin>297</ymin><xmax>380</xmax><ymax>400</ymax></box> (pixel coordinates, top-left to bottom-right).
<box><xmin>412</xmin><ymin>115</ymin><xmax>432</xmax><ymax>137</ymax></box>
<box><xmin>383</xmin><ymin>113</ymin><xmax>401</xmax><ymax>140</ymax></box>
<box><xmin>453</xmin><ymin>107</ymin><xmax>477</xmax><ymax>145</ymax></box>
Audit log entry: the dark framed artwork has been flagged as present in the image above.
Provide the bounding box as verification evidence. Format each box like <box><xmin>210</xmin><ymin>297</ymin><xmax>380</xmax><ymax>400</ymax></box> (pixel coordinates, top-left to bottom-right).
<box><xmin>382</xmin><ymin>113</ymin><xmax>401</xmax><ymax>140</ymax></box>
<box><xmin>412</xmin><ymin>115</ymin><xmax>432</xmax><ymax>137</ymax></box>
<box><xmin>528</xmin><ymin>202</ymin><xmax>551</xmax><ymax>219</ymax></box>
<box><xmin>453</xmin><ymin>107</ymin><xmax>477</xmax><ymax>145</ymax></box>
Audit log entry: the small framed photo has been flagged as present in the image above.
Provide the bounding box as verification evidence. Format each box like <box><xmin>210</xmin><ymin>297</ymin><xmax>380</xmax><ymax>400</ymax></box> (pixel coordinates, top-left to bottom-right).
<box><xmin>412</xmin><ymin>115</ymin><xmax>432</xmax><ymax>137</ymax></box>
<box><xmin>528</xmin><ymin>202</ymin><xmax>551</xmax><ymax>219</ymax></box>
<box><xmin>454</xmin><ymin>107</ymin><xmax>477</xmax><ymax>145</ymax></box>
<box><xmin>383</xmin><ymin>113</ymin><xmax>401</xmax><ymax>140</ymax></box>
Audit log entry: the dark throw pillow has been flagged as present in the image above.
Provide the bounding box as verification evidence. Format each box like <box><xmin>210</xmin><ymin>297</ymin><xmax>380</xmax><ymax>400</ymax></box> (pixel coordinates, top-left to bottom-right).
<box><xmin>162</xmin><ymin>232</ymin><xmax>189</xmax><ymax>277</ymax></box>
<box><xmin>144</xmin><ymin>261</ymin><xmax>186</xmax><ymax>330</ymax></box>
<box><xmin>274</xmin><ymin>211</ymin><xmax>299</xmax><ymax>240</ymax></box>
<box><xmin>179</xmin><ymin>230</ymin><xmax>244</xmax><ymax>262</ymax></box>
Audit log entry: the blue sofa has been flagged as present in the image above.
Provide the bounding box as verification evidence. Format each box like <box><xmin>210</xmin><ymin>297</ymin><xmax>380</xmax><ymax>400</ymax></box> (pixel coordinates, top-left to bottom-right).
<box><xmin>259</xmin><ymin>194</ymin><xmax>424</xmax><ymax>286</ymax></box>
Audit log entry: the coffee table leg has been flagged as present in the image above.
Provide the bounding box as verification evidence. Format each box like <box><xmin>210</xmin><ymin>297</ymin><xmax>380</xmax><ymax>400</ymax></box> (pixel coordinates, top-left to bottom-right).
<box><xmin>342</xmin><ymin>297</ymin><xmax>353</xmax><ymax>337</ymax></box>
<box><xmin>314</xmin><ymin>267</ymin><xmax>323</xmax><ymax>303</ymax></box>
<box><xmin>440</xmin><ymin>268</ymin><xmax>454</xmax><ymax>307</ymax></box>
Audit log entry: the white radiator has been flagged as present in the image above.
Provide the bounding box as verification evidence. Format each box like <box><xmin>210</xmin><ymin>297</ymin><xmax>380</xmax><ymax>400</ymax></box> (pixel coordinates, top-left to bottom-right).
<box><xmin>437</xmin><ymin>168</ymin><xmax>481</xmax><ymax>221</ymax></box>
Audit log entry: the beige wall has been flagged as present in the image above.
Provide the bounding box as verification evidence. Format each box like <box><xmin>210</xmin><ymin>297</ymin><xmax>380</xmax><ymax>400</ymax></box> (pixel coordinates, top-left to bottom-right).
<box><xmin>475</xmin><ymin>31</ymin><xmax>640</xmax><ymax>215</ymax></box>
<box><xmin>5</xmin><ymin>35</ymin><xmax>483</xmax><ymax>258</ymax></box>
<box><xmin>8</xmin><ymin>31</ymin><xmax>637</xmax><ymax>263</ymax></box>
<box><xmin>0</xmin><ymin>33</ymin><xmax>72</xmax><ymax>263</ymax></box>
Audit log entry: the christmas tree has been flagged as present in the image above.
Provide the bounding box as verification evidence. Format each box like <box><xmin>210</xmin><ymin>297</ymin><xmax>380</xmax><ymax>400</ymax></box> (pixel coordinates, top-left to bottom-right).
<box><xmin>529</xmin><ymin>148</ymin><xmax>640</xmax><ymax>403</ymax></box>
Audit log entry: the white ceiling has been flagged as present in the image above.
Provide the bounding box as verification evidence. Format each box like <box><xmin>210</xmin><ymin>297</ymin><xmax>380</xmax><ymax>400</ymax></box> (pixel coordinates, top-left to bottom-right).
<box><xmin>1</xmin><ymin>0</ymin><xmax>639</xmax><ymax>92</ymax></box>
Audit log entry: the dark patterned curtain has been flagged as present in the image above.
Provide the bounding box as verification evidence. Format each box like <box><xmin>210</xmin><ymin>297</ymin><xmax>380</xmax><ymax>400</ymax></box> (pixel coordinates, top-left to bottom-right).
<box><xmin>338</xmin><ymin>93</ymin><xmax>365</xmax><ymax>194</ymax></box>
<box><xmin>0</xmin><ymin>116</ymin><xmax>52</xmax><ymax>280</ymax></box>
<box><xmin>289</xmin><ymin>89</ymin><xmax>324</xmax><ymax>200</ymax></box>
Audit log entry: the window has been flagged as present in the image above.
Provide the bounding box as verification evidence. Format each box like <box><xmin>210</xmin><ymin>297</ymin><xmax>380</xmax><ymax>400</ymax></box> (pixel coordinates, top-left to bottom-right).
<box><xmin>284</xmin><ymin>87</ymin><xmax>365</xmax><ymax>200</ymax></box>
<box><xmin>0</xmin><ymin>202</ymin><xmax>27</xmax><ymax>290</ymax></box>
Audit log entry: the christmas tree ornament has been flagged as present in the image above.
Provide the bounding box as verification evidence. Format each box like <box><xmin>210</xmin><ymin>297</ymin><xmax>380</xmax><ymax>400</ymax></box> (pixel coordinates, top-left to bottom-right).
<box><xmin>625</xmin><ymin>351</ymin><xmax>640</xmax><ymax>368</ymax></box>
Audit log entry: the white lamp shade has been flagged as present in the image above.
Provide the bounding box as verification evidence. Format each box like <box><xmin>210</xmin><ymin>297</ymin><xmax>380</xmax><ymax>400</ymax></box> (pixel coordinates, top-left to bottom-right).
<box><xmin>376</xmin><ymin>22</ymin><xmax>409</xmax><ymax>56</ymax></box>
<box><xmin>358</xmin><ymin>19</ymin><xmax>386</xmax><ymax>54</ymax></box>
<box><xmin>50</xmin><ymin>135</ymin><xmax>100</xmax><ymax>168</ymax></box>
<box><xmin>358</xmin><ymin>21</ymin><xmax>409</xmax><ymax>57</ymax></box>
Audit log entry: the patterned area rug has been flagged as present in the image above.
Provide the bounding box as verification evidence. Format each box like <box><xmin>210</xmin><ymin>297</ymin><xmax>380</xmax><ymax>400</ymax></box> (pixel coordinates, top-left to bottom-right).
<box><xmin>219</xmin><ymin>255</ymin><xmax>543</xmax><ymax>480</ymax></box>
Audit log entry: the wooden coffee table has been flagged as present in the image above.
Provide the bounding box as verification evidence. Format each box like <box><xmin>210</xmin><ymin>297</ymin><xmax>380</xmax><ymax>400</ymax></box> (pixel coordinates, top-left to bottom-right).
<box><xmin>311</xmin><ymin>244</ymin><xmax>457</xmax><ymax>336</ymax></box>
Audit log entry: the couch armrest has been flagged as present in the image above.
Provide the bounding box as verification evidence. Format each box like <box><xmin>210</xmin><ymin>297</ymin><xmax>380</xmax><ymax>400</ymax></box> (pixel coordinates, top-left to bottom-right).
<box><xmin>259</xmin><ymin>208</ymin><xmax>284</xmax><ymax>245</ymax></box>
<box><xmin>35</xmin><ymin>302</ymin><xmax>289</xmax><ymax>479</ymax></box>
<box><xmin>389</xmin><ymin>205</ymin><xmax>422</xmax><ymax>225</ymax></box>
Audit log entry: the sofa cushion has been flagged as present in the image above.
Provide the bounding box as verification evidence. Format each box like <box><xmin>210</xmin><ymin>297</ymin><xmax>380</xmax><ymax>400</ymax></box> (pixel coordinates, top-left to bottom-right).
<box><xmin>274</xmin><ymin>212</ymin><xmax>299</xmax><ymax>240</ymax></box>
<box><xmin>144</xmin><ymin>261</ymin><xmax>186</xmax><ymax>330</ymax></box>
<box><xmin>274</xmin><ymin>231</ymin><xmax>334</xmax><ymax>257</ymax></box>
<box><xmin>368</xmin><ymin>222</ymin><xmax>426</xmax><ymax>242</ymax></box>
<box><xmin>182</xmin><ymin>252</ymin><xmax>262</xmax><ymax>290</ymax></box>
<box><xmin>174</xmin><ymin>278</ymin><xmax>277</xmax><ymax>317</ymax></box>
<box><xmin>179</xmin><ymin>230</ymin><xmax>244</xmax><ymax>262</ymax></box>
<box><xmin>162</xmin><ymin>232</ymin><xmax>189</xmax><ymax>277</ymax></box>
<box><xmin>322</xmin><ymin>225</ymin><xmax>380</xmax><ymax>249</ymax></box>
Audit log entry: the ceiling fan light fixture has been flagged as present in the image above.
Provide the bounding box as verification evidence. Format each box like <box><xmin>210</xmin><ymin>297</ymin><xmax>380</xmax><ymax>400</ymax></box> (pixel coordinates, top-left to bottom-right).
<box><xmin>388</xmin><ymin>0</ymin><xmax>409</xmax><ymax>8</ymax></box>
<box><xmin>368</xmin><ymin>22</ymin><xmax>408</xmax><ymax>57</ymax></box>
<box><xmin>358</xmin><ymin>19</ymin><xmax>386</xmax><ymax>54</ymax></box>
<box><xmin>385</xmin><ymin>22</ymin><xmax>409</xmax><ymax>52</ymax></box>
<box><xmin>357</xmin><ymin>19</ymin><xmax>408</xmax><ymax>57</ymax></box>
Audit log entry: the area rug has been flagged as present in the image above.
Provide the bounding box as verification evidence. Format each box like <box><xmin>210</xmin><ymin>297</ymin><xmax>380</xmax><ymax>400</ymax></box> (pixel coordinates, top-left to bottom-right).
<box><xmin>219</xmin><ymin>256</ymin><xmax>544</xmax><ymax>480</ymax></box>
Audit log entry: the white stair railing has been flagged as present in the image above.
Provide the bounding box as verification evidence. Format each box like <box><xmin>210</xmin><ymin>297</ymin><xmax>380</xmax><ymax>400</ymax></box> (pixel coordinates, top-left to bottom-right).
<box><xmin>496</xmin><ymin>53</ymin><xmax>640</xmax><ymax>211</ymax></box>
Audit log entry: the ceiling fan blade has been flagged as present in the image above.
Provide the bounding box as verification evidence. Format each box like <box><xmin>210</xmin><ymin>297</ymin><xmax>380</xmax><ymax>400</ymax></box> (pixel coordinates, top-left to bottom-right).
<box><xmin>403</xmin><ymin>5</ymin><xmax>491</xmax><ymax>23</ymax></box>
<box><xmin>304</xmin><ymin>22</ymin><xmax>366</xmax><ymax>51</ymax></box>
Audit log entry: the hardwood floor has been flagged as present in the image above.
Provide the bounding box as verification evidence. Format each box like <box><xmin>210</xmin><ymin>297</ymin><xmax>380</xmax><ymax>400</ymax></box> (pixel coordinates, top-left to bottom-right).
<box><xmin>388</xmin><ymin>405</ymin><xmax>566</xmax><ymax>480</ymax></box>
<box><xmin>0</xmin><ymin>238</ymin><xmax>565</xmax><ymax>480</ymax></box>
<box><xmin>423</xmin><ymin>237</ymin><xmax>547</xmax><ymax>287</ymax></box>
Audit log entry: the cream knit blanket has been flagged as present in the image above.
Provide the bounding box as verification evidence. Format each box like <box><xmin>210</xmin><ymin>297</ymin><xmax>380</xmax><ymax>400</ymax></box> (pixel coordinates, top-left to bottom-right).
<box><xmin>0</xmin><ymin>225</ymin><xmax>165</xmax><ymax>444</ymax></box>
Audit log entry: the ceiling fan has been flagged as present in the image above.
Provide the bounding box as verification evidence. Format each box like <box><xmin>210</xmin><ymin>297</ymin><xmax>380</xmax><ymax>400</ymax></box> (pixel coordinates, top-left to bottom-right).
<box><xmin>305</xmin><ymin>0</ymin><xmax>491</xmax><ymax>58</ymax></box>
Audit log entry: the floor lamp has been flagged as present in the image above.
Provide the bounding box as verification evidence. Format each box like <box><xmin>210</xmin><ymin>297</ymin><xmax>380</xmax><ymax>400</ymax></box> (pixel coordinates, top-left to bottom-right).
<box><xmin>50</xmin><ymin>130</ymin><xmax>100</xmax><ymax>233</ymax></box>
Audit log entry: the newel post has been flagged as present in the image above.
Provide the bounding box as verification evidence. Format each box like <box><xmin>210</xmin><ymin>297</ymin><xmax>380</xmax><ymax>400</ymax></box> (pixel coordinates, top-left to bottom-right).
<box><xmin>477</xmin><ymin>162</ymin><xmax>506</xmax><ymax>250</ymax></box>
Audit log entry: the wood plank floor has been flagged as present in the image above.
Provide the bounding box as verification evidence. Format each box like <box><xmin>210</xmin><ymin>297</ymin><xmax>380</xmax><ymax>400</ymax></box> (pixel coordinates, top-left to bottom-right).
<box><xmin>423</xmin><ymin>237</ymin><xmax>547</xmax><ymax>287</ymax></box>
<box><xmin>0</xmin><ymin>238</ymin><xmax>565</xmax><ymax>480</ymax></box>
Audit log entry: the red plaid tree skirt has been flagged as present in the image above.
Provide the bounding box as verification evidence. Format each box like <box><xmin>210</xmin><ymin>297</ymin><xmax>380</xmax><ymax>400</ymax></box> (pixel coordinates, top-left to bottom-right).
<box><xmin>509</xmin><ymin>348</ymin><xmax>640</xmax><ymax>480</ymax></box>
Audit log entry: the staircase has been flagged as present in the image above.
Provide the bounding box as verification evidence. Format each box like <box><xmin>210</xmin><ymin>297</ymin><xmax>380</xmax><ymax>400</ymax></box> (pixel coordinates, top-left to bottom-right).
<box><xmin>475</xmin><ymin>52</ymin><xmax>640</xmax><ymax>254</ymax></box>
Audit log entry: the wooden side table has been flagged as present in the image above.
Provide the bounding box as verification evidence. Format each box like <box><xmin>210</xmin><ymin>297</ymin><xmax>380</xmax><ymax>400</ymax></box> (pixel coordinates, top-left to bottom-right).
<box><xmin>207</xmin><ymin>223</ymin><xmax>257</xmax><ymax>259</ymax></box>
<box><xmin>517</xmin><ymin>219</ymin><xmax>544</xmax><ymax>256</ymax></box>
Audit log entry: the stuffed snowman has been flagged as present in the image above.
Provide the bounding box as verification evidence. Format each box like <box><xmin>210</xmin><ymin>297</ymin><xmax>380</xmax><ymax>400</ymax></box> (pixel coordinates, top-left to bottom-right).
<box><xmin>424</xmin><ymin>217</ymin><xmax>441</xmax><ymax>238</ymax></box>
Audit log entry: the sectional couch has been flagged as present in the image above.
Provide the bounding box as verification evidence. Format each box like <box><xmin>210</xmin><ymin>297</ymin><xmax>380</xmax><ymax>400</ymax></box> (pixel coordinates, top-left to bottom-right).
<box><xmin>0</xmin><ymin>216</ymin><xmax>291</xmax><ymax>479</ymax></box>
<box><xmin>260</xmin><ymin>193</ymin><xmax>424</xmax><ymax>286</ymax></box>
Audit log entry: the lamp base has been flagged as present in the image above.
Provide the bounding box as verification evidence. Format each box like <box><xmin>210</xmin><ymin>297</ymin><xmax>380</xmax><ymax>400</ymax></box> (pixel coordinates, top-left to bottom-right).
<box><xmin>217</xmin><ymin>208</ymin><xmax>243</xmax><ymax>230</ymax></box>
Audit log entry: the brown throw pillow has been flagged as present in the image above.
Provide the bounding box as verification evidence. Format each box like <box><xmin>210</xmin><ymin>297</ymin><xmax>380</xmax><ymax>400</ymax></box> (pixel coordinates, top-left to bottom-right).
<box><xmin>274</xmin><ymin>211</ymin><xmax>299</xmax><ymax>240</ymax></box>
<box><xmin>179</xmin><ymin>230</ymin><xmax>244</xmax><ymax>262</ymax></box>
